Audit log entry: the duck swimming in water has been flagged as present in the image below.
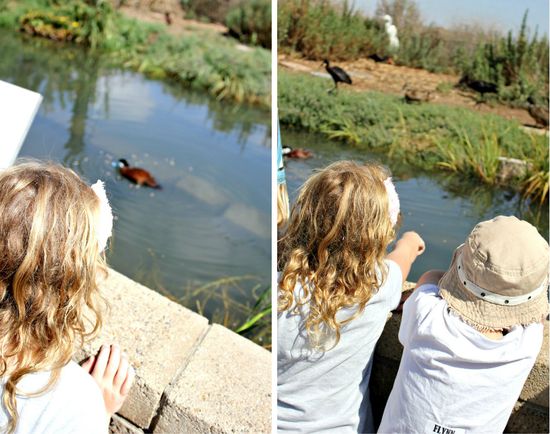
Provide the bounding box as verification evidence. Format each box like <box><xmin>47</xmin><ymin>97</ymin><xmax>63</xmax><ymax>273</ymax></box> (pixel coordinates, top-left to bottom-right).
<box><xmin>282</xmin><ymin>146</ymin><xmax>313</xmax><ymax>159</ymax></box>
<box><xmin>116</xmin><ymin>159</ymin><xmax>162</xmax><ymax>189</ymax></box>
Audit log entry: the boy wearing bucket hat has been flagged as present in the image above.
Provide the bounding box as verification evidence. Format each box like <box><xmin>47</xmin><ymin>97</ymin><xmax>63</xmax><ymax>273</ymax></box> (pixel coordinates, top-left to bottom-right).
<box><xmin>378</xmin><ymin>216</ymin><xmax>548</xmax><ymax>434</ymax></box>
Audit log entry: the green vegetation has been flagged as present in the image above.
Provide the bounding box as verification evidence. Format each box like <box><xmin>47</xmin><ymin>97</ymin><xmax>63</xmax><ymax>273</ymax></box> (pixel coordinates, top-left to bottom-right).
<box><xmin>278</xmin><ymin>0</ymin><xmax>549</xmax><ymax>105</ymax></box>
<box><xmin>180</xmin><ymin>0</ymin><xmax>235</xmax><ymax>24</ymax></box>
<box><xmin>460</xmin><ymin>12</ymin><xmax>549</xmax><ymax>105</ymax></box>
<box><xmin>135</xmin><ymin>249</ymin><xmax>271</xmax><ymax>348</ymax></box>
<box><xmin>0</xmin><ymin>0</ymin><xmax>270</xmax><ymax>106</ymax></box>
<box><xmin>235</xmin><ymin>286</ymin><xmax>271</xmax><ymax>336</ymax></box>
<box><xmin>278</xmin><ymin>0</ymin><xmax>385</xmax><ymax>60</ymax></box>
<box><xmin>178</xmin><ymin>277</ymin><xmax>271</xmax><ymax>349</ymax></box>
<box><xmin>435</xmin><ymin>82</ymin><xmax>453</xmax><ymax>95</ymax></box>
<box><xmin>225</xmin><ymin>0</ymin><xmax>271</xmax><ymax>48</ymax></box>
<box><xmin>180</xmin><ymin>0</ymin><xmax>272</xmax><ymax>49</ymax></box>
<box><xmin>279</xmin><ymin>71</ymin><xmax>548</xmax><ymax>203</ymax></box>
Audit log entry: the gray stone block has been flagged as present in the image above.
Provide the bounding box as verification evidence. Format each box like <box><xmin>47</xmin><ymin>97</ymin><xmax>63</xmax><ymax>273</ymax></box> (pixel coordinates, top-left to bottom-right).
<box><xmin>505</xmin><ymin>401</ymin><xmax>549</xmax><ymax>433</ymax></box>
<box><xmin>76</xmin><ymin>269</ymin><xmax>209</xmax><ymax>428</ymax></box>
<box><xmin>519</xmin><ymin>320</ymin><xmax>549</xmax><ymax>407</ymax></box>
<box><xmin>110</xmin><ymin>415</ymin><xmax>144</xmax><ymax>434</ymax></box>
<box><xmin>153</xmin><ymin>324</ymin><xmax>271</xmax><ymax>433</ymax></box>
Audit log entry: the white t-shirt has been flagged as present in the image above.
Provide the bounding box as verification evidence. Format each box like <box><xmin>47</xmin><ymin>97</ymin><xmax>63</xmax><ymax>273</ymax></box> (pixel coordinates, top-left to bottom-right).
<box><xmin>0</xmin><ymin>360</ymin><xmax>107</xmax><ymax>433</ymax></box>
<box><xmin>278</xmin><ymin>260</ymin><xmax>403</xmax><ymax>433</ymax></box>
<box><xmin>378</xmin><ymin>284</ymin><xmax>543</xmax><ymax>434</ymax></box>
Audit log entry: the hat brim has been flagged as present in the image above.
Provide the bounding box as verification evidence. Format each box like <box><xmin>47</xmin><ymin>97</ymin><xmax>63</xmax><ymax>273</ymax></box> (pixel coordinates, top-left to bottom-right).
<box><xmin>438</xmin><ymin>245</ymin><xmax>549</xmax><ymax>330</ymax></box>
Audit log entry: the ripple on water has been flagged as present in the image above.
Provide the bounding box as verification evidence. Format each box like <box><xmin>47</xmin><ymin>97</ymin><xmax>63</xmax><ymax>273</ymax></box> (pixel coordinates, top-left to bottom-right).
<box><xmin>9</xmin><ymin>54</ymin><xmax>270</xmax><ymax>322</ymax></box>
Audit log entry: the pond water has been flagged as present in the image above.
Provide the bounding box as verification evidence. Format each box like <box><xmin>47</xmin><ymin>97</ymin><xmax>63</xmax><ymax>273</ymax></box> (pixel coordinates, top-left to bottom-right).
<box><xmin>281</xmin><ymin>129</ymin><xmax>548</xmax><ymax>282</ymax></box>
<box><xmin>0</xmin><ymin>30</ymin><xmax>271</xmax><ymax>338</ymax></box>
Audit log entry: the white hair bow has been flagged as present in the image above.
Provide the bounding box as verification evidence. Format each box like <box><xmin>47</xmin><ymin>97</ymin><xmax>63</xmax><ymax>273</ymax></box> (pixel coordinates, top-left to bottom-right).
<box><xmin>384</xmin><ymin>177</ymin><xmax>400</xmax><ymax>226</ymax></box>
<box><xmin>90</xmin><ymin>180</ymin><xmax>113</xmax><ymax>251</ymax></box>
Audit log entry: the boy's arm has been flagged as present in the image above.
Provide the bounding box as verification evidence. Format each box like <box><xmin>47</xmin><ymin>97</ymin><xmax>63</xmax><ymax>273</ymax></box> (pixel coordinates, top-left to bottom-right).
<box><xmin>415</xmin><ymin>270</ymin><xmax>446</xmax><ymax>288</ymax></box>
<box><xmin>394</xmin><ymin>270</ymin><xmax>446</xmax><ymax>313</ymax></box>
<box><xmin>386</xmin><ymin>231</ymin><xmax>425</xmax><ymax>283</ymax></box>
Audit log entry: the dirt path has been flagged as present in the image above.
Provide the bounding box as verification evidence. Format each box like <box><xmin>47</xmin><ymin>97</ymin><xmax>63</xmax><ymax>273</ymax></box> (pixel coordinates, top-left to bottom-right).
<box><xmin>119</xmin><ymin>5</ymin><xmax>228</xmax><ymax>37</ymax></box>
<box><xmin>279</xmin><ymin>54</ymin><xmax>544</xmax><ymax>129</ymax></box>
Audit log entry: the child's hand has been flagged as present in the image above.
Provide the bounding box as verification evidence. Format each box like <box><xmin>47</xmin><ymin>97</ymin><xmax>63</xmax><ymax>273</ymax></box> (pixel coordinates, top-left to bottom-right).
<box><xmin>401</xmin><ymin>231</ymin><xmax>425</xmax><ymax>256</ymax></box>
<box><xmin>387</xmin><ymin>231</ymin><xmax>426</xmax><ymax>283</ymax></box>
<box><xmin>81</xmin><ymin>344</ymin><xmax>135</xmax><ymax>417</ymax></box>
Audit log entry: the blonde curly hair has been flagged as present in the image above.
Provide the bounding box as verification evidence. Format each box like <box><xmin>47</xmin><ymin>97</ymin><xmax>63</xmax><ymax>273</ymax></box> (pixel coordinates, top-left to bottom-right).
<box><xmin>277</xmin><ymin>182</ymin><xmax>290</xmax><ymax>229</ymax></box>
<box><xmin>278</xmin><ymin>161</ymin><xmax>396</xmax><ymax>349</ymax></box>
<box><xmin>0</xmin><ymin>161</ymin><xmax>107</xmax><ymax>433</ymax></box>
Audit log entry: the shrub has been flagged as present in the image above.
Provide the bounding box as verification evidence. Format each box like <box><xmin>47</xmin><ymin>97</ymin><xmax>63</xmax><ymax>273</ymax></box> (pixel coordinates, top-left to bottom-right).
<box><xmin>278</xmin><ymin>0</ymin><xmax>549</xmax><ymax>104</ymax></box>
<box><xmin>278</xmin><ymin>0</ymin><xmax>386</xmax><ymax>60</ymax></box>
<box><xmin>180</xmin><ymin>0</ymin><xmax>240</xmax><ymax>24</ymax></box>
<box><xmin>279</xmin><ymin>71</ymin><xmax>548</xmax><ymax>201</ymax></box>
<box><xmin>225</xmin><ymin>0</ymin><xmax>271</xmax><ymax>48</ymax></box>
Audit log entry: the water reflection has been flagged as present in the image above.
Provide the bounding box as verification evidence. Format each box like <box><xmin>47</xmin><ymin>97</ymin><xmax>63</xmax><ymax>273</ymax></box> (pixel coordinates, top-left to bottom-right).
<box><xmin>63</xmin><ymin>55</ymin><xmax>101</xmax><ymax>166</ymax></box>
<box><xmin>0</xmin><ymin>29</ymin><xmax>271</xmax><ymax>329</ymax></box>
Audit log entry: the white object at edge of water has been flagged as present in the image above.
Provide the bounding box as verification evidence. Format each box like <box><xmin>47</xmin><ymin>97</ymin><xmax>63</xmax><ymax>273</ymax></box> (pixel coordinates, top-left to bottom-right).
<box><xmin>0</xmin><ymin>80</ymin><xmax>43</xmax><ymax>169</ymax></box>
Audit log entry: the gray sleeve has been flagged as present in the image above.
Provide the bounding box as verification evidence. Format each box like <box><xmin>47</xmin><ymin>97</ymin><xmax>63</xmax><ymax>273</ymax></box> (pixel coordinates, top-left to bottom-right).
<box><xmin>383</xmin><ymin>259</ymin><xmax>403</xmax><ymax>311</ymax></box>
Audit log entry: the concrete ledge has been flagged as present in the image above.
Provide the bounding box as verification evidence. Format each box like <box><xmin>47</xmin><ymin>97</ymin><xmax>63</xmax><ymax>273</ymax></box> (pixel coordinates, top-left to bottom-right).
<box><xmin>518</xmin><ymin>324</ymin><xmax>548</xmax><ymax>407</ymax></box>
<box><xmin>110</xmin><ymin>415</ymin><xmax>144</xmax><ymax>434</ymax></box>
<box><xmin>370</xmin><ymin>285</ymin><xmax>549</xmax><ymax>433</ymax></box>
<box><xmin>153</xmin><ymin>324</ymin><xmax>272</xmax><ymax>433</ymax></box>
<box><xmin>506</xmin><ymin>401</ymin><xmax>549</xmax><ymax>434</ymax></box>
<box><xmin>75</xmin><ymin>269</ymin><xmax>271</xmax><ymax>433</ymax></box>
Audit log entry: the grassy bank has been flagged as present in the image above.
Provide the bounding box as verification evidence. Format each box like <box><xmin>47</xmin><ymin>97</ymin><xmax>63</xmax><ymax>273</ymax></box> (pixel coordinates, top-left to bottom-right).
<box><xmin>144</xmin><ymin>269</ymin><xmax>271</xmax><ymax>349</ymax></box>
<box><xmin>278</xmin><ymin>0</ymin><xmax>548</xmax><ymax>106</ymax></box>
<box><xmin>279</xmin><ymin>71</ymin><xmax>548</xmax><ymax>204</ymax></box>
<box><xmin>178</xmin><ymin>277</ymin><xmax>271</xmax><ymax>349</ymax></box>
<box><xmin>0</xmin><ymin>0</ymin><xmax>270</xmax><ymax>106</ymax></box>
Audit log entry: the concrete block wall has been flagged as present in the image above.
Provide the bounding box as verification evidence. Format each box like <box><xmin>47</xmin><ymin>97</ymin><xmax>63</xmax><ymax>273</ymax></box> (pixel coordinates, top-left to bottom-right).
<box><xmin>74</xmin><ymin>273</ymin><xmax>547</xmax><ymax>433</ymax></box>
<box><xmin>370</xmin><ymin>287</ymin><xmax>549</xmax><ymax>433</ymax></box>
<box><xmin>75</xmin><ymin>269</ymin><xmax>271</xmax><ymax>434</ymax></box>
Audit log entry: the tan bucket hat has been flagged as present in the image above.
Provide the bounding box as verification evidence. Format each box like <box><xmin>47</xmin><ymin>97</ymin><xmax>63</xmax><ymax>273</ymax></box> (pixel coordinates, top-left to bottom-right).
<box><xmin>439</xmin><ymin>216</ymin><xmax>549</xmax><ymax>331</ymax></box>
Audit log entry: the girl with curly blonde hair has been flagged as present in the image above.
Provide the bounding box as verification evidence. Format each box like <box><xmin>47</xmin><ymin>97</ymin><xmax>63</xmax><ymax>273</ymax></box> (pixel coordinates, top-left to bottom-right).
<box><xmin>0</xmin><ymin>161</ymin><xmax>134</xmax><ymax>433</ymax></box>
<box><xmin>277</xmin><ymin>160</ymin><xmax>425</xmax><ymax>433</ymax></box>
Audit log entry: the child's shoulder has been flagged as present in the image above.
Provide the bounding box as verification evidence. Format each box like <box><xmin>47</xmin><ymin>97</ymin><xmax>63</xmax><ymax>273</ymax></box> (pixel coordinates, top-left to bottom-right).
<box><xmin>17</xmin><ymin>361</ymin><xmax>99</xmax><ymax>398</ymax></box>
<box><xmin>414</xmin><ymin>282</ymin><xmax>440</xmax><ymax>297</ymax></box>
<box><xmin>44</xmin><ymin>361</ymin><xmax>106</xmax><ymax>427</ymax></box>
<box><xmin>58</xmin><ymin>360</ymin><xmax>104</xmax><ymax>404</ymax></box>
<box><xmin>7</xmin><ymin>361</ymin><xmax>106</xmax><ymax>433</ymax></box>
<box><xmin>403</xmin><ymin>283</ymin><xmax>445</xmax><ymax>322</ymax></box>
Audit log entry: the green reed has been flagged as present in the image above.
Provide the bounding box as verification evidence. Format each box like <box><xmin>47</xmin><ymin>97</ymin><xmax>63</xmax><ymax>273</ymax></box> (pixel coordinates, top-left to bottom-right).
<box><xmin>0</xmin><ymin>0</ymin><xmax>270</xmax><ymax>106</ymax></box>
<box><xmin>278</xmin><ymin>0</ymin><xmax>548</xmax><ymax>105</ymax></box>
<box><xmin>279</xmin><ymin>71</ymin><xmax>548</xmax><ymax>203</ymax></box>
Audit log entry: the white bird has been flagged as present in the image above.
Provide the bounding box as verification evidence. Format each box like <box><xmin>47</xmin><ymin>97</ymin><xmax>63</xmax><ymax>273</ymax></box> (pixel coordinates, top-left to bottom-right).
<box><xmin>383</xmin><ymin>15</ymin><xmax>399</xmax><ymax>50</ymax></box>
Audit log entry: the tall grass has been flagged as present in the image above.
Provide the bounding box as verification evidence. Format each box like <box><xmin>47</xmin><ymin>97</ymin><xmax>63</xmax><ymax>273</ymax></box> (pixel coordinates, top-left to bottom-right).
<box><xmin>459</xmin><ymin>13</ymin><xmax>549</xmax><ymax>105</ymax></box>
<box><xmin>178</xmin><ymin>276</ymin><xmax>271</xmax><ymax>349</ymax></box>
<box><xmin>225</xmin><ymin>0</ymin><xmax>271</xmax><ymax>48</ymax></box>
<box><xmin>0</xmin><ymin>0</ymin><xmax>270</xmax><ymax>106</ymax></box>
<box><xmin>180</xmin><ymin>0</ymin><xmax>239</xmax><ymax>24</ymax></box>
<box><xmin>278</xmin><ymin>0</ymin><xmax>549</xmax><ymax>104</ymax></box>
<box><xmin>123</xmin><ymin>32</ymin><xmax>271</xmax><ymax>105</ymax></box>
<box><xmin>279</xmin><ymin>71</ymin><xmax>548</xmax><ymax>202</ymax></box>
<box><xmin>435</xmin><ymin>125</ymin><xmax>501</xmax><ymax>183</ymax></box>
<box><xmin>279</xmin><ymin>0</ymin><xmax>386</xmax><ymax>60</ymax></box>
